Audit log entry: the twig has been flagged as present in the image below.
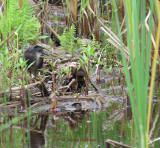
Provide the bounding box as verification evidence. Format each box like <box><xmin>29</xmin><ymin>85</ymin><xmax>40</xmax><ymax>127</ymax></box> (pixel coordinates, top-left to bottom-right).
<box><xmin>55</xmin><ymin>95</ymin><xmax>94</xmax><ymax>101</ymax></box>
<box><xmin>58</xmin><ymin>78</ymin><xmax>76</xmax><ymax>92</ymax></box>
<box><xmin>0</xmin><ymin>81</ymin><xmax>49</xmax><ymax>98</ymax></box>
<box><xmin>37</xmin><ymin>16</ymin><xmax>60</xmax><ymax>43</ymax></box>
<box><xmin>106</xmin><ymin>139</ymin><xmax>132</xmax><ymax>148</ymax></box>
<box><xmin>0</xmin><ymin>32</ymin><xmax>15</xmax><ymax>49</ymax></box>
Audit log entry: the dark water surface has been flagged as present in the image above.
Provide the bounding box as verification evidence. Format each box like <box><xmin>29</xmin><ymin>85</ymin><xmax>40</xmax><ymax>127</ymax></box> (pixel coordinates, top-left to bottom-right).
<box><xmin>28</xmin><ymin>108</ymin><xmax>133</xmax><ymax>148</ymax></box>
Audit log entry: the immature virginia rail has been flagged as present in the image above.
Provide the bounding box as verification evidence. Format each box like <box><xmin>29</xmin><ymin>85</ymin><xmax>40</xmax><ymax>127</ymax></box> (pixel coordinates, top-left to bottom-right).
<box><xmin>24</xmin><ymin>45</ymin><xmax>49</xmax><ymax>76</ymax></box>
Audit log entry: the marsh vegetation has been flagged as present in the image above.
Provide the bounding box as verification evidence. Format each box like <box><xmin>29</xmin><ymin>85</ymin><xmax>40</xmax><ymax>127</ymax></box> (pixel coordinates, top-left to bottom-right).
<box><xmin>0</xmin><ymin>0</ymin><xmax>160</xmax><ymax>147</ymax></box>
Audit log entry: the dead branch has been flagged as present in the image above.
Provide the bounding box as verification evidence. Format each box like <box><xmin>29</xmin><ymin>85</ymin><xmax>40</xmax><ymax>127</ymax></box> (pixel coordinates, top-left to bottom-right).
<box><xmin>106</xmin><ymin>139</ymin><xmax>132</xmax><ymax>148</ymax></box>
<box><xmin>0</xmin><ymin>81</ymin><xmax>49</xmax><ymax>98</ymax></box>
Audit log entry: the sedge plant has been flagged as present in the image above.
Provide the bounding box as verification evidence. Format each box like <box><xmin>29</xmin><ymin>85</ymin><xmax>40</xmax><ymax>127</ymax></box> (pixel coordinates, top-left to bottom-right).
<box><xmin>112</xmin><ymin>0</ymin><xmax>156</xmax><ymax>147</ymax></box>
<box><xmin>0</xmin><ymin>0</ymin><xmax>40</xmax><ymax>146</ymax></box>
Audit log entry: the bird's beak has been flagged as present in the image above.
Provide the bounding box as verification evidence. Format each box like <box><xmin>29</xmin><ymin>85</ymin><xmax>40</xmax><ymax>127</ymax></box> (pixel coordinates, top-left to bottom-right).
<box><xmin>42</xmin><ymin>50</ymin><xmax>49</xmax><ymax>56</ymax></box>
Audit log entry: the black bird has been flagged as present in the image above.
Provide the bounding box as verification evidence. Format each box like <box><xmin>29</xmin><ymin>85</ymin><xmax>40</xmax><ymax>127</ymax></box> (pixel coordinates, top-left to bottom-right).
<box><xmin>24</xmin><ymin>45</ymin><xmax>49</xmax><ymax>76</ymax></box>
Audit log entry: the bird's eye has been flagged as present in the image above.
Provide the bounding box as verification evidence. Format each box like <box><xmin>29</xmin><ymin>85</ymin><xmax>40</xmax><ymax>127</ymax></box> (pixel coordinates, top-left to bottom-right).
<box><xmin>39</xmin><ymin>49</ymin><xmax>42</xmax><ymax>52</ymax></box>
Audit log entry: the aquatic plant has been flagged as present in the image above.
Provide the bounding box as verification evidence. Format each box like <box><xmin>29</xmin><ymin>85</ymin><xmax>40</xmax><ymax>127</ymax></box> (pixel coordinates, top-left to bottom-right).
<box><xmin>0</xmin><ymin>1</ymin><xmax>40</xmax><ymax>145</ymax></box>
<box><xmin>0</xmin><ymin>0</ymin><xmax>40</xmax><ymax>91</ymax></box>
<box><xmin>112</xmin><ymin>0</ymin><xmax>157</xmax><ymax>147</ymax></box>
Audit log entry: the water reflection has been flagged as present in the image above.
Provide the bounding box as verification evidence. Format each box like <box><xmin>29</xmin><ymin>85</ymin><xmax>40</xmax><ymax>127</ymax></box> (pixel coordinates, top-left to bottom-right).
<box><xmin>25</xmin><ymin>107</ymin><xmax>130</xmax><ymax>148</ymax></box>
<box><xmin>65</xmin><ymin>111</ymin><xmax>86</xmax><ymax>130</ymax></box>
<box><xmin>30</xmin><ymin>114</ymin><xmax>48</xmax><ymax>148</ymax></box>
<box><xmin>30</xmin><ymin>131</ymin><xmax>45</xmax><ymax>148</ymax></box>
<box><xmin>1</xmin><ymin>104</ymin><xmax>160</xmax><ymax>147</ymax></box>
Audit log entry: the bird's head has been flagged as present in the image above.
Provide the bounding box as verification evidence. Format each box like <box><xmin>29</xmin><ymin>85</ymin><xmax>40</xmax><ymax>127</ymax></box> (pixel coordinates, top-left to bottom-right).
<box><xmin>33</xmin><ymin>45</ymin><xmax>49</xmax><ymax>56</ymax></box>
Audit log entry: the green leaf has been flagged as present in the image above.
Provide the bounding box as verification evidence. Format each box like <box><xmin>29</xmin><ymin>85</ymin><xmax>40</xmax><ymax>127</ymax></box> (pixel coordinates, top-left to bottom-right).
<box><xmin>82</xmin><ymin>53</ymin><xmax>88</xmax><ymax>63</ymax></box>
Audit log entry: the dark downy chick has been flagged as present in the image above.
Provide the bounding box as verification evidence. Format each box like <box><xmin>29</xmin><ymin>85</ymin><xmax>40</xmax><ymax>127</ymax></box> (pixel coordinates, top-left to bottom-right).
<box><xmin>24</xmin><ymin>45</ymin><xmax>48</xmax><ymax>76</ymax></box>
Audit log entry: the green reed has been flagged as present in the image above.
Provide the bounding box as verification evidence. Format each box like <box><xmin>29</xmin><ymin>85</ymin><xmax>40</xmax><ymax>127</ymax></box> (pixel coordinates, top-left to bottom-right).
<box><xmin>112</xmin><ymin>0</ymin><xmax>156</xmax><ymax>147</ymax></box>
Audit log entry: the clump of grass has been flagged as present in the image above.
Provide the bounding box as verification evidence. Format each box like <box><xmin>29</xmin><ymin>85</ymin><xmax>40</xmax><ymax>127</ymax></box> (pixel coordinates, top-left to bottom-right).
<box><xmin>112</xmin><ymin>0</ymin><xmax>157</xmax><ymax>147</ymax></box>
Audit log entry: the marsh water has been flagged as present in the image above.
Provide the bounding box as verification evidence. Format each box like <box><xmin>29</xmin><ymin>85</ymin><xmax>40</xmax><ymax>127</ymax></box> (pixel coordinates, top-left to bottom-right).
<box><xmin>2</xmin><ymin>100</ymin><xmax>160</xmax><ymax>148</ymax></box>
<box><xmin>29</xmin><ymin>109</ymin><xmax>132</xmax><ymax>148</ymax></box>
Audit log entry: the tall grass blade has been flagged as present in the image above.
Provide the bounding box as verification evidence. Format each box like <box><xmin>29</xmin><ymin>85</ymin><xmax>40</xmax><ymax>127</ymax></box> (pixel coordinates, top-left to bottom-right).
<box><xmin>112</xmin><ymin>0</ymin><xmax>155</xmax><ymax>147</ymax></box>
<box><xmin>147</xmin><ymin>0</ymin><xmax>160</xmax><ymax>145</ymax></box>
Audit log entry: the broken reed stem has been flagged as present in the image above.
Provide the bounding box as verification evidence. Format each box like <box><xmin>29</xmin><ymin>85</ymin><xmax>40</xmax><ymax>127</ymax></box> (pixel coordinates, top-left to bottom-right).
<box><xmin>0</xmin><ymin>32</ymin><xmax>15</xmax><ymax>49</ymax></box>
